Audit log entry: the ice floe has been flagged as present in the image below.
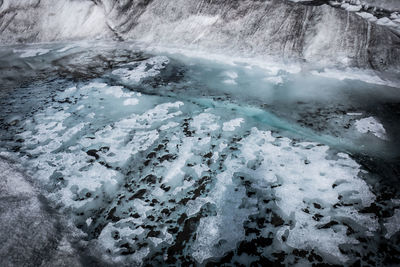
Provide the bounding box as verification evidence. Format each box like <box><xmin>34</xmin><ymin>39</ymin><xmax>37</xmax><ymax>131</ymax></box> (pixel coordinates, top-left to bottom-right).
<box><xmin>355</xmin><ymin>116</ymin><xmax>387</xmax><ymax>140</ymax></box>
<box><xmin>13</xmin><ymin>48</ymin><xmax>50</xmax><ymax>58</ymax></box>
<box><xmin>384</xmin><ymin>209</ymin><xmax>400</xmax><ymax>238</ymax></box>
<box><xmin>112</xmin><ymin>56</ymin><xmax>170</xmax><ymax>84</ymax></box>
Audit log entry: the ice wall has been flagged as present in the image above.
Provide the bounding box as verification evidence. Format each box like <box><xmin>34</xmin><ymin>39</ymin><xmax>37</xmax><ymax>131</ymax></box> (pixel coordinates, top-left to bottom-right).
<box><xmin>107</xmin><ymin>0</ymin><xmax>400</xmax><ymax>70</ymax></box>
<box><xmin>0</xmin><ymin>0</ymin><xmax>111</xmax><ymax>43</ymax></box>
<box><xmin>0</xmin><ymin>0</ymin><xmax>399</xmax><ymax>72</ymax></box>
<box><xmin>1</xmin><ymin>0</ymin><xmax>399</xmax><ymax>72</ymax></box>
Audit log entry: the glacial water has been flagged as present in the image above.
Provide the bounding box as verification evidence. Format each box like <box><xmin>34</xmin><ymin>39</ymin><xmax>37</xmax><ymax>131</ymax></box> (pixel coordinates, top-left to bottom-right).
<box><xmin>0</xmin><ymin>41</ymin><xmax>400</xmax><ymax>266</ymax></box>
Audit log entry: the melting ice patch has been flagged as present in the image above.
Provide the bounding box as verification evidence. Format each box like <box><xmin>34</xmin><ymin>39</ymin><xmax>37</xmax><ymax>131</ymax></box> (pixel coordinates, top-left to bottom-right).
<box><xmin>7</xmin><ymin>77</ymin><xmax>380</xmax><ymax>264</ymax></box>
<box><xmin>190</xmin><ymin>127</ymin><xmax>378</xmax><ymax>263</ymax></box>
<box><xmin>310</xmin><ymin>68</ymin><xmax>395</xmax><ymax>87</ymax></box>
<box><xmin>222</xmin><ymin>71</ymin><xmax>238</xmax><ymax>85</ymax></box>
<box><xmin>222</xmin><ymin>118</ymin><xmax>244</xmax><ymax>131</ymax></box>
<box><xmin>355</xmin><ymin>116</ymin><xmax>387</xmax><ymax>140</ymax></box>
<box><xmin>112</xmin><ymin>56</ymin><xmax>170</xmax><ymax>83</ymax></box>
<box><xmin>0</xmin><ymin>50</ymin><xmax>392</xmax><ymax>265</ymax></box>
<box><xmin>13</xmin><ymin>48</ymin><xmax>50</xmax><ymax>58</ymax></box>
<box><xmin>264</xmin><ymin>75</ymin><xmax>284</xmax><ymax>85</ymax></box>
<box><xmin>384</xmin><ymin>209</ymin><xmax>400</xmax><ymax>239</ymax></box>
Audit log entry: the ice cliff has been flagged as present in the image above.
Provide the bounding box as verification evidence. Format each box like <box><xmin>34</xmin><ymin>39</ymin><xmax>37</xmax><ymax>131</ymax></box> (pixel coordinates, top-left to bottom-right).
<box><xmin>0</xmin><ymin>0</ymin><xmax>399</xmax><ymax>72</ymax></box>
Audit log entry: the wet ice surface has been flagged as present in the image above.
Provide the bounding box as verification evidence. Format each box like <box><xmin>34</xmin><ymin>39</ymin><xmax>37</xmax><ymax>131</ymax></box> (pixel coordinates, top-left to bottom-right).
<box><xmin>0</xmin><ymin>42</ymin><xmax>400</xmax><ymax>266</ymax></box>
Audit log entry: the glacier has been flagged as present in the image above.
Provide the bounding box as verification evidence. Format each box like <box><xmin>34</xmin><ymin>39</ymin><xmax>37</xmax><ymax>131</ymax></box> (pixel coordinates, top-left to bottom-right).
<box><xmin>1</xmin><ymin>0</ymin><xmax>400</xmax><ymax>76</ymax></box>
<box><xmin>0</xmin><ymin>0</ymin><xmax>400</xmax><ymax>266</ymax></box>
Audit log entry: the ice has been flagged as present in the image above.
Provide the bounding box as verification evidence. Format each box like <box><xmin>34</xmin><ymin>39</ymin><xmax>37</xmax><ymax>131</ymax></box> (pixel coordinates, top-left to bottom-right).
<box><xmin>163</xmin><ymin>138</ymin><xmax>194</xmax><ymax>184</ymax></box>
<box><xmin>13</xmin><ymin>48</ymin><xmax>50</xmax><ymax>58</ymax></box>
<box><xmin>112</xmin><ymin>56</ymin><xmax>170</xmax><ymax>84</ymax></box>
<box><xmin>233</xmin><ymin>128</ymin><xmax>376</xmax><ymax>261</ymax></box>
<box><xmin>222</xmin><ymin>118</ymin><xmax>244</xmax><ymax>132</ymax></box>
<box><xmin>0</xmin><ymin>43</ymin><xmax>398</xmax><ymax>266</ymax></box>
<box><xmin>159</xmin><ymin>121</ymin><xmax>179</xmax><ymax>131</ymax></box>
<box><xmin>0</xmin><ymin>158</ymin><xmax>81</xmax><ymax>266</ymax></box>
<box><xmin>384</xmin><ymin>209</ymin><xmax>400</xmax><ymax>239</ymax></box>
<box><xmin>311</xmin><ymin>68</ymin><xmax>396</xmax><ymax>87</ymax></box>
<box><xmin>190</xmin><ymin>113</ymin><xmax>220</xmax><ymax>133</ymax></box>
<box><xmin>97</xmin><ymin>223</ymin><xmax>150</xmax><ymax>264</ymax></box>
<box><xmin>57</xmin><ymin>44</ymin><xmax>77</xmax><ymax>53</ymax></box>
<box><xmin>377</xmin><ymin>17</ymin><xmax>398</xmax><ymax>28</ymax></box>
<box><xmin>123</xmin><ymin>98</ymin><xmax>139</xmax><ymax>106</ymax></box>
<box><xmin>264</xmin><ymin>75</ymin><xmax>284</xmax><ymax>85</ymax></box>
<box><xmin>355</xmin><ymin>117</ymin><xmax>387</xmax><ymax>140</ymax></box>
<box><xmin>104</xmin><ymin>85</ymin><xmax>135</xmax><ymax>98</ymax></box>
<box><xmin>356</xmin><ymin>12</ymin><xmax>378</xmax><ymax>22</ymax></box>
<box><xmin>222</xmin><ymin>71</ymin><xmax>238</xmax><ymax>85</ymax></box>
<box><xmin>341</xmin><ymin>3</ymin><xmax>362</xmax><ymax>12</ymax></box>
<box><xmin>188</xmin><ymin>125</ymin><xmax>378</xmax><ymax>263</ymax></box>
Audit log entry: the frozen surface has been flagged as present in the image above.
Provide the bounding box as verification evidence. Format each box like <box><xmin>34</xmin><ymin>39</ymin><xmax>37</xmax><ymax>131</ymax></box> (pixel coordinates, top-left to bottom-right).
<box><xmin>0</xmin><ymin>42</ymin><xmax>399</xmax><ymax>266</ymax></box>
<box><xmin>355</xmin><ymin>116</ymin><xmax>387</xmax><ymax>140</ymax></box>
<box><xmin>13</xmin><ymin>48</ymin><xmax>50</xmax><ymax>58</ymax></box>
<box><xmin>0</xmin><ymin>158</ymin><xmax>83</xmax><ymax>267</ymax></box>
<box><xmin>384</xmin><ymin>209</ymin><xmax>400</xmax><ymax>238</ymax></box>
<box><xmin>112</xmin><ymin>56</ymin><xmax>170</xmax><ymax>83</ymax></box>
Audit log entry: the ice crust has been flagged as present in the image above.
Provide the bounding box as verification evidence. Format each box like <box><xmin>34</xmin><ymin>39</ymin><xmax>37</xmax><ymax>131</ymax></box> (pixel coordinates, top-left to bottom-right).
<box><xmin>355</xmin><ymin>116</ymin><xmax>387</xmax><ymax>140</ymax></box>
<box><xmin>112</xmin><ymin>56</ymin><xmax>169</xmax><ymax>83</ymax></box>
<box><xmin>384</xmin><ymin>209</ymin><xmax>400</xmax><ymax>238</ymax></box>
<box><xmin>0</xmin><ymin>52</ymin><xmax>393</xmax><ymax>265</ymax></box>
<box><xmin>13</xmin><ymin>48</ymin><xmax>50</xmax><ymax>58</ymax></box>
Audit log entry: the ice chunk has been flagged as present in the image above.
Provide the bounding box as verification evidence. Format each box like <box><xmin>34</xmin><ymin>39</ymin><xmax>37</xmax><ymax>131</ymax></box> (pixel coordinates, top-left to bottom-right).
<box><xmin>112</xmin><ymin>56</ymin><xmax>169</xmax><ymax>83</ymax></box>
<box><xmin>191</xmin><ymin>113</ymin><xmax>220</xmax><ymax>133</ymax></box>
<box><xmin>123</xmin><ymin>98</ymin><xmax>139</xmax><ymax>106</ymax></box>
<box><xmin>264</xmin><ymin>75</ymin><xmax>284</xmax><ymax>85</ymax></box>
<box><xmin>384</xmin><ymin>209</ymin><xmax>400</xmax><ymax>239</ymax></box>
<box><xmin>356</xmin><ymin>12</ymin><xmax>378</xmax><ymax>22</ymax></box>
<box><xmin>347</xmin><ymin>112</ymin><xmax>363</xmax><ymax>116</ymax></box>
<box><xmin>355</xmin><ymin>116</ymin><xmax>387</xmax><ymax>140</ymax></box>
<box><xmin>222</xmin><ymin>118</ymin><xmax>244</xmax><ymax>131</ymax></box>
<box><xmin>222</xmin><ymin>71</ymin><xmax>238</xmax><ymax>85</ymax></box>
<box><xmin>13</xmin><ymin>48</ymin><xmax>50</xmax><ymax>58</ymax></box>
